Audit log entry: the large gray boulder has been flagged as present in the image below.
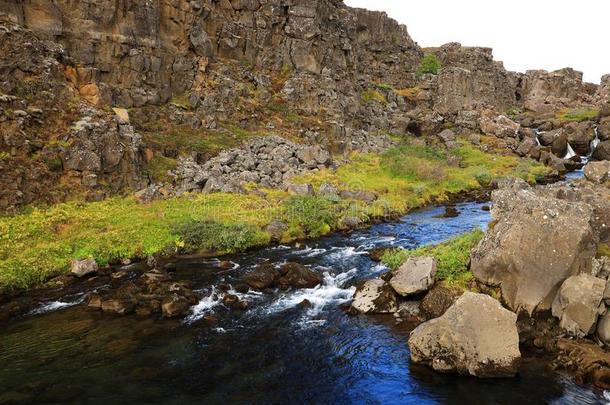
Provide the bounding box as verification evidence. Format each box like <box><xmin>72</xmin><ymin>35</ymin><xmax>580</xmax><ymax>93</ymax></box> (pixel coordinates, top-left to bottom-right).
<box><xmin>597</xmin><ymin>312</ymin><xmax>610</xmax><ymax>345</ymax></box>
<box><xmin>390</xmin><ymin>257</ymin><xmax>437</xmax><ymax>296</ymax></box>
<box><xmin>408</xmin><ymin>292</ymin><xmax>520</xmax><ymax>378</ymax></box>
<box><xmin>351</xmin><ymin>279</ymin><xmax>397</xmax><ymax>314</ymax></box>
<box><xmin>584</xmin><ymin>161</ymin><xmax>610</xmax><ymax>184</ymax></box>
<box><xmin>551</xmin><ymin>274</ymin><xmax>605</xmax><ymax>337</ymax></box>
<box><xmin>471</xmin><ymin>187</ymin><xmax>597</xmax><ymax>315</ymax></box>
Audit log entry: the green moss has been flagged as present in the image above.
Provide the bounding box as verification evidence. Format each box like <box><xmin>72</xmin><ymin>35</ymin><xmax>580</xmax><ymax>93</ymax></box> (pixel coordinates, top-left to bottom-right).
<box><xmin>416</xmin><ymin>54</ymin><xmax>441</xmax><ymax>77</ymax></box>
<box><xmin>557</xmin><ymin>108</ymin><xmax>599</xmax><ymax>123</ymax></box>
<box><xmin>361</xmin><ymin>90</ymin><xmax>387</xmax><ymax>104</ymax></box>
<box><xmin>598</xmin><ymin>243</ymin><xmax>610</xmax><ymax>259</ymax></box>
<box><xmin>0</xmin><ymin>152</ymin><xmax>10</xmax><ymax>161</ymax></box>
<box><xmin>381</xmin><ymin>229</ymin><xmax>485</xmax><ymax>287</ymax></box>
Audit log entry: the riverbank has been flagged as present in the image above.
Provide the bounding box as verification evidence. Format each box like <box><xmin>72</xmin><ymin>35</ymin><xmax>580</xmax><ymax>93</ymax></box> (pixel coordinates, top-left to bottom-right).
<box><xmin>0</xmin><ymin>139</ymin><xmax>549</xmax><ymax>294</ymax></box>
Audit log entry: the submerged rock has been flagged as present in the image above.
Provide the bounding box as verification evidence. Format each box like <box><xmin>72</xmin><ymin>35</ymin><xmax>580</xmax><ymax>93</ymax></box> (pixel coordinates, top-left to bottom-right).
<box><xmin>351</xmin><ymin>278</ymin><xmax>398</xmax><ymax>314</ymax></box>
<box><xmin>408</xmin><ymin>292</ymin><xmax>520</xmax><ymax>378</ymax></box>
<box><xmin>551</xmin><ymin>274</ymin><xmax>605</xmax><ymax>337</ymax></box>
<box><xmin>390</xmin><ymin>256</ymin><xmax>437</xmax><ymax>296</ymax></box>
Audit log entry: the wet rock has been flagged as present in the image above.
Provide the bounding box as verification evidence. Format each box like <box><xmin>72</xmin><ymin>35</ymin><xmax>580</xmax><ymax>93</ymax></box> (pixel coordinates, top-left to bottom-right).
<box><xmin>351</xmin><ymin>278</ymin><xmax>398</xmax><ymax>314</ymax></box>
<box><xmin>368</xmin><ymin>247</ymin><xmax>391</xmax><ymax>262</ymax></box>
<box><xmin>419</xmin><ymin>285</ymin><xmax>463</xmax><ymax>320</ymax></box>
<box><xmin>390</xmin><ymin>257</ymin><xmax>437</xmax><ymax>297</ymax></box>
<box><xmin>556</xmin><ymin>338</ymin><xmax>610</xmax><ymax>389</ymax></box>
<box><xmin>266</xmin><ymin>220</ymin><xmax>287</xmax><ymax>242</ymax></box>
<box><xmin>161</xmin><ymin>295</ymin><xmax>191</xmax><ymax>318</ymax></box>
<box><xmin>71</xmin><ymin>258</ymin><xmax>98</xmax><ymax>278</ymax></box>
<box><xmin>101</xmin><ymin>298</ymin><xmax>135</xmax><ymax>315</ymax></box>
<box><xmin>584</xmin><ymin>161</ymin><xmax>610</xmax><ymax>184</ymax></box>
<box><xmin>564</xmin><ymin>121</ymin><xmax>595</xmax><ymax>156</ymax></box>
<box><xmin>234</xmin><ymin>283</ymin><xmax>250</xmax><ymax>294</ymax></box>
<box><xmin>244</xmin><ymin>262</ymin><xmax>279</xmax><ymax>290</ymax></box>
<box><xmin>299</xmin><ymin>299</ymin><xmax>313</xmax><ymax>309</ymax></box>
<box><xmin>408</xmin><ymin>292</ymin><xmax>520</xmax><ymax>378</ymax></box>
<box><xmin>440</xmin><ymin>206</ymin><xmax>459</xmax><ymax>218</ymax></box>
<box><xmin>593</xmin><ymin>141</ymin><xmax>610</xmax><ymax>161</ymax></box>
<box><xmin>551</xmin><ymin>274</ymin><xmax>605</xmax><ymax>337</ymax></box>
<box><xmin>471</xmin><ymin>186</ymin><xmax>596</xmax><ymax>314</ymax></box>
<box><xmin>596</xmin><ymin>312</ymin><xmax>610</xmax><ymax>345</ymax></box>
<box><xmin>277</xmin><ymin>262</ymin><xmax>323</xmax><ymax>289</ymax></box>
<box><xmin>222</xmin><ymin>294</ymin><xmax>239</xmax><ymax>307</ymax></box>
<box><xmin>218</xmin><ymin>261</ymin><xmax>233</xmax><ymax>270</ymax></box>
<box><xmin>86</xmin><ymin>293</ymin><xmax>102</xmax><ymax>309</ymax></box>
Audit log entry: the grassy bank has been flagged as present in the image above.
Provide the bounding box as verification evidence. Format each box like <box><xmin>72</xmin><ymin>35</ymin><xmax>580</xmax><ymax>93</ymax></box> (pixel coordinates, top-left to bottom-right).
<box><xmin>0</xmin><ymin>140</ymin><xmax>548</xmax><ymax>293</ymax></box>
<box><xmin>381</xmin><ymin>229</ymin><xmax>485</xmax><ymax>288</ymax></box>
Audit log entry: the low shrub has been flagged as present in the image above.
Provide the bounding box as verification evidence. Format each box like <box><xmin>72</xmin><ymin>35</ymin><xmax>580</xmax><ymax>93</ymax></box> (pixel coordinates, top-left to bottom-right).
<box><xmin>361</xmin><ymin>90</ymin><xmax>387</xmax><ymax>104</ymax></box>
<box><xmin>416</xmin><ymin>54</ymin><xmax>441</xmax><ymax>77</ymax></box>
<box><xmin>174</xmin><ymin>220</ymin><xmax>269</xmax><ymax>253</ymax></box>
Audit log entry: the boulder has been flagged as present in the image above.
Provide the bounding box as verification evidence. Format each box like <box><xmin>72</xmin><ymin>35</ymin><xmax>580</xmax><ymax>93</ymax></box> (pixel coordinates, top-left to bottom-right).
<box><xmin>339</xmin><ymin>190</ymin><xmax>377</xmax><ymax>203</ymax></box>
<box><xmin>265</xmin><ymin>220</ymin><xmax>287</xmax><ymax>242</ymax></box>
<box><xmin>584</xmin><ymin>161</ymin><xmax>610</xmax><ymax>184</ymax></box>
<box><xmin>408</xmin><ymin>292</ymin><xmax>520</xmax><ymax>378</ymax></box>
<box><xmin>71</xmin><ymin>258</ymin><xmax>99</xmax><ymax>278</ymax></box>
<box><xmin>563</xmin><ymin>121</ymin><xmax>595</xmax><ymax>156</ymax></box>
<box><xmin>287</xmin><ymin>183</ymin><xmax>314</xmax><ymax>196</ymax></box>
<box><xmin>351</xmin><ymin>278</ymin><xmax>398</xmax><ymax>314</ymax></box>
<box><xmin>390</xmin><ymin>257</ymin><xmax>437</xmax><ymax>296</ymax></box>
<box><xmin>161</xmin><ymin>295</ymin><xmax>191</xmax><ymax>318</ymax></box>
<box><xmin>478</xmin><ymin>111</ymin><xmax>519</xmax><ymax>138</ymax></box>
<box><xmin>318</xmin><ymin>183</ymin><xmax>339</xmax><ymax>199</ymax></box>
<box><xmin>471</xmin><ymin>187</ymin><xmax>596</xmax><ymax>314</ymax></box>
<box><xmin>101</xmin><ymin>298</ymin><xmax>135</xmax><ymax>315</ymax></box>
<box><xmin>419</xmin><ymin>285</ymin><xmax>463</xmax><ymax>320</ymax></box>
<box><xmin>597</xmin><ymin>312</ymin><xmax>610</xmax><ymax>345</ymax></box>
<box><xmin>593</xmin><ymin>141</ymin><xmax>610</xmax><ymax>161</ymax></box>
<box><xmin>244</xmin><ymin>262</ymin><xmax>279</xmax><ymax>290</ymax></box>
<box><xmin>341</xmin><ymin>216</ymin><xmax>362</xmax><ymax>229</ymax></box>
<box><xmin>277</xmin><ymin>262</ymin><xmax>323</xmax><ymax>289</ymax></box>
<box><xmin>551</xmin><ymin>274</ymin><xmax>605</xmax><ymax>337</ymax></box>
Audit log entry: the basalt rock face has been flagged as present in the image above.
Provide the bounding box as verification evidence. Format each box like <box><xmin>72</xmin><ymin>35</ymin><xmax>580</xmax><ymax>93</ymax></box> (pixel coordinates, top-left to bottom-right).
<box><xmin>424</xmin><ymin>43</ymin><xmax>520</xmax><ymax>116</ymax></box>
<box><xmin>0</xmin><ymin>0</ymin><xmax>422</xmax><ymax>108</ymax></box>
<box><xmin>520</xmin><ymin>68</ymin><xmax>596</xmax><ymax>115</ymax></box>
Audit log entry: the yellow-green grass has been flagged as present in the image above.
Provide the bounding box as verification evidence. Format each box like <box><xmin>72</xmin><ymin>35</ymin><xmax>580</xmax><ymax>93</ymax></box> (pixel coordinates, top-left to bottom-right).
<box><xmin>381</xmin><ymin>229</ymin><xmax>485</xmax><ymax>288</ymax></box>
<box><xmin>556</xmin><ymin>108</ymin><xmax>599</xmax><ymax>123</ymax></box>
<box><xmin>0</xmin><ymin>141</ymin><xmax>549</xmax><ymax>293</ymax></box>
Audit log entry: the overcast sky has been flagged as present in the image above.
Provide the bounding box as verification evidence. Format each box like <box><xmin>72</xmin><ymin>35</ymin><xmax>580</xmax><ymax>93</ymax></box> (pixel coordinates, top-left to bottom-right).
<box><xmin>344</xmin><ymin>0</ymin><xmax>609</xmax><ymax>83</ymax></box>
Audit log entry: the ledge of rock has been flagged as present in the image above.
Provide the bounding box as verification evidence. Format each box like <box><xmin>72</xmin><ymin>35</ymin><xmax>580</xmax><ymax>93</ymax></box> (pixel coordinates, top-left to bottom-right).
<box><xmin>408</xmin><ymin>292</ymin><xmax>521</xmax><ymax>378</ymax></box>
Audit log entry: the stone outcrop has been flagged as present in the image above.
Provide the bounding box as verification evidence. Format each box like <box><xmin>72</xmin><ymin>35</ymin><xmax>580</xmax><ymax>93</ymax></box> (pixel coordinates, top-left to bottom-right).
<box><xmin>551</xmin><ymin>274</ymin><xmax>606</xmax><ymax>337</ymax></box>
<box><xmin>584</xmin><ymin>161</ymin><xmax>610</xmax><ymax>184</ymax></box>
<box><xmin>389</xmin><ymin>256</ymin><xmax>436</xmax><ymax>296</ymax></box>
<box><xmin>471</xmin><ymin>182</ymin><xmax>598</xmax><ymax>315</ymax></box>
<box><xmin>351</xmin><ymin>278</ymin><xmax>398</xmax><ymax>314</ymax></box>
<box><xmin>408</xmin><ymin>292</ymin><xmax>521</xmax><ymax>378</ymax></box>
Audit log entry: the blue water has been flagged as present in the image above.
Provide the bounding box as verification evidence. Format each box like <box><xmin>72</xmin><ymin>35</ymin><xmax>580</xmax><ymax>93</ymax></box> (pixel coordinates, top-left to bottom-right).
<box><xmin>0</xmin><ymin>202</ymin><xmax>605</xmax><ymax>404</ymax></box>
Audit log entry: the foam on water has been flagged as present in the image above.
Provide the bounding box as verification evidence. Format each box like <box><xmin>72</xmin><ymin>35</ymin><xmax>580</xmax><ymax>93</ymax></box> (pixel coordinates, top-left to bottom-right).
<box><xmin>292</xmin><ymin>246</ymin><xmax>327</xmax><ymax>258</ymax></box>
<box><xmin>261</xmin><ymin>268</ymin><xmax>358</xmax><ymax>317</ymax></box>
<box><xmin>29</xmin><ymin>295</ymin><xmax>85</xmax><ymax>315</ymax></box>
<box><xmin>185</xmin><ymin>286</ymin><xmax>264</xmax><ymax>324</ymax></box>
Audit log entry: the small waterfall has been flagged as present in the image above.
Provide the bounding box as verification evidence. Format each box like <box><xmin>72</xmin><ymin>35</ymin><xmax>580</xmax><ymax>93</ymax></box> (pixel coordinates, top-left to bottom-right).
<box><xmin>564</xmin><ymin>143</ymin><xmax>577</xmax><ymax>160</ymax></box>
<box><xmin>534</xmin><ymin>129</ymin><xmax>542</xmax><ymax>146</ymax></box>
<box><xmin>590</xmin><ymin>126</ymin><xmax>601</xmax><ymax>154</ymax></box>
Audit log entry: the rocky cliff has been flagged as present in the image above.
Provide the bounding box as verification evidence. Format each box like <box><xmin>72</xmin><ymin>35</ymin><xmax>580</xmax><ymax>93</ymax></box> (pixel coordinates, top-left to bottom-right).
<box><xmin>0</xmin><ymin>0</ymin><xmax>608</xmax><ymax>212</ymax></box>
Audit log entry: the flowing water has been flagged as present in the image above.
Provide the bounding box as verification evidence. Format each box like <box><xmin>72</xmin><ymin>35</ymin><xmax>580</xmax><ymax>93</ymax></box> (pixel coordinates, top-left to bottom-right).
<box><xmin>0</xmin><ymin>202</ymin><xmax>607</xmax><ymax>404</ymax></box>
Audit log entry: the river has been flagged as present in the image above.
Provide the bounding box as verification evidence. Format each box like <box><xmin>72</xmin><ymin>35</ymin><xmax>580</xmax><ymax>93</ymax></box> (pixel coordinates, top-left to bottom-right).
<box><xmin>0</xmin><ymin>201</ymin><xmax>606</xmax><ymax>404</ymax></box>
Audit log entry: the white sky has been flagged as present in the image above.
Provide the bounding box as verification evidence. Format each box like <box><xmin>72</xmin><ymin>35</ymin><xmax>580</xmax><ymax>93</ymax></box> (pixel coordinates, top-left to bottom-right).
<box><xmin>344</xmin><ymin>0</ymin><xmax>609</xmax><ymax>83</ymax></box>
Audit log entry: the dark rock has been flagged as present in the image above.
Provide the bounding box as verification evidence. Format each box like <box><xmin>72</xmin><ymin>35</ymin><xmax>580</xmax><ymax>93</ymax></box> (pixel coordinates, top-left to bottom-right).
<box><xmin>419</xmin><ymin>285</ymin><xmax>463</xmax><ymax>320</ymax></box>
<box><xmin>277</xmin><ymin>262</ymin><xmax>323</xmax><ymax>289</ymax></box>
<box><xmin>161</xmin><ymin>295</ymin><xmax>191</xmax><ymax>318</ymax></box>
<box><xmin>244</xmin><ymin>262</ymin><xmax>279</xmax><ymax>290</ymax></box>
<box><xmin>101</xmin><ymin>298</ymin><xmax>135</xmax><ymax>315</ymax></box>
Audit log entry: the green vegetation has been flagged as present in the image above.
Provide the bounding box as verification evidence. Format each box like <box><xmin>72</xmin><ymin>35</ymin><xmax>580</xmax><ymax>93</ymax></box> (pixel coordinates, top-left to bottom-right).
<box><xmin>145</xmin><ymin>155</ymin><xmax>178</xmax><ymax>182</ymax></box>
<box><xmin>506</xmin><ymin>107</ymin><xmax>521</xmax><ymax>119</ymax></box>
<box><xmin>598</xmin><ymin>243</ymin><xmax>610</xmax><ymax>259</ymax></box>
<box><xmin>169</xmin><ymin>94</ymin><xmax>195</xmax><ymax>110</ymax></box>
<box><xmin>374</xmin><ymin>83</ymin><xmax>394</xmax><ymax>91</ymax></box>
<box><xmin>0</xmin><ymin>151</ymin><xmax>10</xmax><ymax>161</ymax></box>
<box><xmin>557</xmin><ymin>108</ymin><xmax>599</xmax><ymax>123</ymax></box>
<box><xmin>0</xmin><ymin>139</ymin><xmax>550</xmax><ymax>293</ymax></box>
<box><xmin>361</xmin><ymin>90</ymin><xmax>387</xmax><ymax>104</ymax></box>
<box><xmin>381</xmin><ymin>229</ymin><xmax>485</xmax><ymax>287</ymax></box>
<box><xmin>416</xmin><ymin>54</ymin><xmax>441</xmax><ymax>77</ymax></box>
